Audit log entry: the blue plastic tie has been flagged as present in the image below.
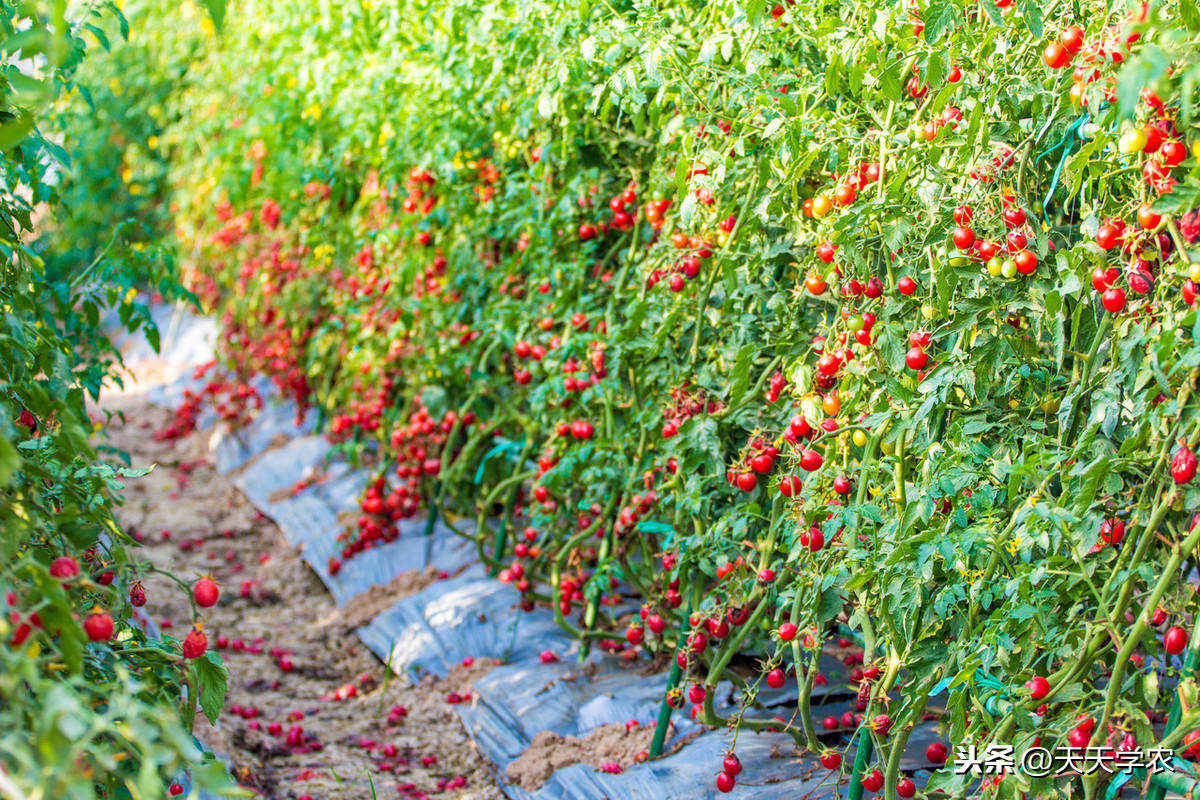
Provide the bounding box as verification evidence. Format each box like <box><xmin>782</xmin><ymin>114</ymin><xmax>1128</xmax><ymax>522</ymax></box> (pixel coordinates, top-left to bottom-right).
<box><xmin>930</xmin><ymin>668</ymin><xmax>1008</xmax><ymax>699</ymax></box>
<box><xmin>1035</xmin><ymin>113</ymin><xmax>1090</xmax><ymax>226</ymax></box>
<box><xmin>473</xmin><ymin>437</ymin><xmax>523</xmax><ymax>484</ymax></box>
<box><xmin>930</xmin><ymin>675</ymin><xmax>954</xmax><ymax>695</ymax></box>
<box><xmin>1105</xmin><ymin>769</ymin><xmax>1136</xmax><ymax>799</ymax></box>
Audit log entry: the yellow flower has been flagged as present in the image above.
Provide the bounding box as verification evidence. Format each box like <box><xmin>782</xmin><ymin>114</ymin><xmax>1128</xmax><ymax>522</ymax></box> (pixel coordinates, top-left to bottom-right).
<box><xmin>109</xmin><ymin>77</ymin><xmax>123</xmax><ymax>96</ymax></box>
<box><xmin>129</xmin><ymin>183</ymin><xmax>142</xmax><ymax>196</ymax></box>
<box><xmin>125</xmin><ymin>288</ymin><xmax>137</xmax><ymax>304</ymax></box>
<box><xmin>1006</xmin><ymin>536</ymin><xmax>1020</xmax><ymax>556</ymax></box>
<box><xmin>200</xmin><ymin>16</ymin><xmax>215</xmax><ymax>36</ymax></box>
<box><xmin>121</xmin><ymin>166</ymin><xmax>132</xmax><ymax>183</ymax></box>
<box><xmin>147</xmin><ymin>135</ymin><xmax>159</xmax><ymax>149</ymax></box>
<box><xmin>302</xmin><ymin>104</ymin><xmax>322</xmax><ymax>121</ymax></box>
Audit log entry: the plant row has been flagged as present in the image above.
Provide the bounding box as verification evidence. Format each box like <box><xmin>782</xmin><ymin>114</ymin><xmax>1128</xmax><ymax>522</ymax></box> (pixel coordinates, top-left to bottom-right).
<box><xmin>61</xmin><ymin>0</ymin><xmax>1200</xmax><ymax>796</ymax></box>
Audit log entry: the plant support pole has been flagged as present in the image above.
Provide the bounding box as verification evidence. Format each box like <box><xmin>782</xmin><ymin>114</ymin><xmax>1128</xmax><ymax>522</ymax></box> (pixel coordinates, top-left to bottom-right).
<box><xmin>649</xmin><ymin>596</ymin><xmax>692</xmax><ymax>759</ymax></box>
<box><xmin>847</xmin><ymin>723</ymin><xmax>875</xmax><ymax>800</ymax></box>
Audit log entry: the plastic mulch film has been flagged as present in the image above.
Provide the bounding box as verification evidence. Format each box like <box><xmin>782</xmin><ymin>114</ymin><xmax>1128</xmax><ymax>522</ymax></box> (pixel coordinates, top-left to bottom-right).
<box><xmin>458</xmin><ymin>655</ymin><xmax>705</xmax><ymax>761</ymax></box>
<box><xmin>109</xmin><ymin>300</ymin><xmax>218</xmax><ymax>369</ymax></box>
<box><xmin>307</xmin><ymin>463</ymin><xmax>367</xmax><ymax>513</ymax></box>
<box><xmin>305</xmin><ymin>517</ymin><xmax>477</xmax><ymax>607</ymax></box>
<box><xmin>459</xmin><ymin>717</ymin><xmax>837</xmax><ymax>800</ymax></box>
<box><xmin>230</xmin><ymin>435</ymin><xmax>332</xmax><ymax>516</ymax></box>
<box><xmin>213</xmin><ymin>390</ymin><xmax>318</xmax><ymax>474</ymax></box>
<box><xmin>355</xmin><ymin>562</ymin><xmax>580</xmax><ymax>677</ymax></box>
<box><xmin>229</xmin><ymin>437</ymin><xmax>477</xmax><ymax>605</ymax></box>
<box><xmin>540</xmin><ymin>729</ymin><xmax>836</xmax><ymax>800</ymax></box>
<box><xmin>218</xmin><ymin>418</ymin><xmax>876</xmax><ymax>800</ymax></box>
<box><xmin>146</xmin><ymin>377</ymin><xmax>216</xmax><ymax>430</ymax></box>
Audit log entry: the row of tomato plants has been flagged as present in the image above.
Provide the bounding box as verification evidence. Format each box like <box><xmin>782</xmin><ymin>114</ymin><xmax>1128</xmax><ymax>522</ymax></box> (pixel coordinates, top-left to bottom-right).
<box><xmin>0</xmin><ymin>1</ymin><xmax>241</xmax><ymax>798</ymax></box>
<box><xmin>67</xmin><ymin>0</ymin><xmax>1200</xmax><ymax>796</ymax></box>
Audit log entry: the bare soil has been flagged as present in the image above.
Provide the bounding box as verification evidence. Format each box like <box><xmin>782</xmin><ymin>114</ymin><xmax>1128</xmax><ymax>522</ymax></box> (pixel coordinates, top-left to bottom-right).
<box><xmin>100</xmin><ymin>383</ymin><xmax>505</xmax><ymax>800</ymax></box>
<box><xmin>504</xmin><ymin>722</ymin><xmax>672</xmax><ymax>791</ymax></box>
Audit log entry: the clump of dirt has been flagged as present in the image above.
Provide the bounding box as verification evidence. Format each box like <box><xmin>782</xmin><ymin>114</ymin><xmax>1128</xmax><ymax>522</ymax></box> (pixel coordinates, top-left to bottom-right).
<box><xmin>504</xmin><ymin>721</ymin><xmax>672</xmax><ymax>790</ymax></box>
<box><xmin>338</xmin><ymin>566</ymin><xmax>440</xmax><ymax>632</ymax></box>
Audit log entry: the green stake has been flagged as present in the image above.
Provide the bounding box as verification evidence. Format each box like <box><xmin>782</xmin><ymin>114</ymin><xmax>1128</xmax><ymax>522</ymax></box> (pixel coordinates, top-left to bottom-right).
<box><xmin>847</xmin><ymin>723</ymin><xmax>875</xmax><ymax>800</ymax></box>
<box><xmin>649</xmin><ymin>599</ymin><xmax>692</xmax><ymax>759</ymax></box>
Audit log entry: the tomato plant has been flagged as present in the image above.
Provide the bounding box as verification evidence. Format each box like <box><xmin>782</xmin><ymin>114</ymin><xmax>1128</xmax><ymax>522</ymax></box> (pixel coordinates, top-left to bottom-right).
<box><xmin>64</xmin><ymin>0</ymin><xmax>1200</xmax><ymax>796</ymax></box>
<box><xmin>0</xmin><ymin>1</ymin><xmax>236</xmax><ymax>797</ymax></box>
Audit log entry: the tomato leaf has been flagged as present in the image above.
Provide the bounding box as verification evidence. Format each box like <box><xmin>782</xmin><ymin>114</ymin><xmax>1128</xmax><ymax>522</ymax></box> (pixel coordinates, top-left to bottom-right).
<box><xmin>922</xmin><ymin>0</ymin><xmax>962</xmax><ymax>43</ymax></box>
<box><xmin>726</xmin><ymin>343</ymin><xmax>757</xmax><ymax>408</ymax></box>
<box><xmin>191</xmin><ymin>651</ymin><xmax>230</xmax><ymax>726</ymax></box>
<box><xmin>878</xmin><ymin>59</ymin><xmax>904</xmax><ymax>104</ymax></box>
<box><xmin>202</xmin><ymin>0</ymin><xmax>225</xmax><ymax>31</ymax></box>
<box><xmin>1181</xmin><ymin>0</ymin><xmax>1200</xmax><ymax>32</ymax></box>
<box><xmin>1017</xmin><ymin>0</ymin><xmax>1043</xmax><ymax>39</ymax></box>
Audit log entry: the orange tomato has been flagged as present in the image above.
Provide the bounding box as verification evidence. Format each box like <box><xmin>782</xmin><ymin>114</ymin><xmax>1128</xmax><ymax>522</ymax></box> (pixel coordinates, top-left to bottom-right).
<box><xmin>1137</xmin><ymin>204</ymin><xmax>1162</xmax><ymax>230</ymax></box>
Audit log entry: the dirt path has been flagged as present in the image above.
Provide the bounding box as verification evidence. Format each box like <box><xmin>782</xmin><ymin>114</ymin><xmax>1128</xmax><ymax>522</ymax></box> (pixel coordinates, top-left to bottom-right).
<box><xmin>100</xmin><ymin>381</ymin><xmax>506</xmax><ymax>800</ymax></box>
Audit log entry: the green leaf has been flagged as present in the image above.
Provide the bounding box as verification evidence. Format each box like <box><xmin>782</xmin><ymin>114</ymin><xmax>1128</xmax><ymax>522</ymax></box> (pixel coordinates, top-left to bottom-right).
<box><xmin>749</xmin><ymin>0</ymin><xmax>779</xmax><ymax>23</ymax></box>
<box><xmin>1181</xmin><ymin>0</ymin><xmax>1200</xmax><ymax>32</ymax></box>
<box><xmin>856</xmin><ymin>503</ymin><xmax>884</xmax><ymax>523</ymax></box>
<box><xmin>1017</xmin><ymin>0</ymin><xmax>1044</xmax><ymax>38</ymax></box>
<box><xmin>879</xmin><ymin>60</ymin><xmax>904</xmax><ymax>103</ymax></box>
<box><xmin>191</xmin><ymin>651</ymin><xmax>230</xmax><ymax>726</ymax></box>
<box><xmin>979</xmin><ymin>0</ymin><xmax>1004</xmax><ymax>25</ymax></box>
<box><xmin>202</xmin><ymin>0</ymin><xmax>226</xmax><ymax>31</ymax></box>
<box><xmin>922</xmin><ymin>0</ymin><xmax>962</xmax><ymax>43</ymax></box>
<box><xmin>0</xmin><ymin>111</ymin><xmax>34</xmax><ymax>151</ymax></box>
<box><xmin>726</xmin><ymin>343</ymin><xmax>757</xmax><ymax>407</ymax></box>
<box><xmin>0</xmin><ymin>435</ymin><xmax>18</xmax><ymax>487</ymax></box>
<box><xmin>817</xmin><ymin>586</ymin><xmax>843</xmax><ymax>623</ymax></box>
<box><xmin>1115</xmin><ymin>46</ymin><xmax>1168</xmax><ymax>118</ymax></box>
